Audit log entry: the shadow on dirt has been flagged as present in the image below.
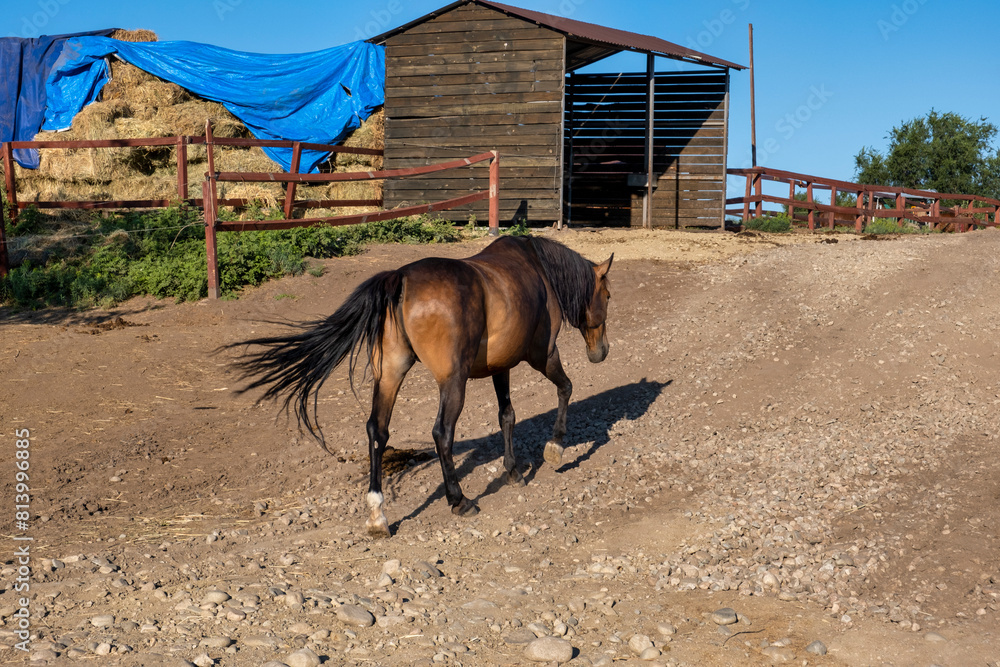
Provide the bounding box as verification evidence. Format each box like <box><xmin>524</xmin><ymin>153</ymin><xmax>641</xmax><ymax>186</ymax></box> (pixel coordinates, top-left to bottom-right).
<box><xmin>1</xmin><ymin>302</ymin><xmax>167</xmax><ymax>327</ymax></box>
<box><xmin>391</xmin><ymin>378</ymin><xmax>671</xmax><ymax>531</ymax></box>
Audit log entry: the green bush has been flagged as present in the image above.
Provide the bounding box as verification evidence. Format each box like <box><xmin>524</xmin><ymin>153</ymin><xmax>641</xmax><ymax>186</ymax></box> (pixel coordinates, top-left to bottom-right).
<box><xmin>864</xmin><ymin>218</ymin><xmax>917</xmax><ymax>235</ymax></box>
<box><xmin>743</xmin><ymin>213</ymin><xmax>792</xmax><ymax>233</ymax></box>
<box><xmin>0</xmin><ymin>207</ymin><xmax>463</xmax><ymax>310</ymax></box>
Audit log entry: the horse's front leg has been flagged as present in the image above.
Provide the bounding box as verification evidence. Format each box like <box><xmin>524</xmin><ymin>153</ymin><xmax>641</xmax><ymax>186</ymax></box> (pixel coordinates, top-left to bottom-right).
<box><xmin>432</xmin><ymin>376</ymin><xmax>479</xmax><ymax>517</ymax></box>
<box><xmin>535</xmin><ymin>347</ymin><xmax>572</xmax><ymax>467</ymax></box>
<box><xmin>365</xmin><ymin>349</ymin><xmax>414</xmax><ymax>538</ymax></box>
<box><xmin>492</xmin><ymin>370</ymin><xmax>524</xmax><ymax>486</ymax></box>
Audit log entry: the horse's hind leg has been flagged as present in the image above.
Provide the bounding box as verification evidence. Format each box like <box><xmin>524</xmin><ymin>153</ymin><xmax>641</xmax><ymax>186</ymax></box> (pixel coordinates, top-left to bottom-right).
<box><xmin>365</xmin><ymin>340</ymin><xmax>415</xmax><ymax>538</ymax></box>
<box><xmin>432</xmin><ymin>376</ymin><xmax>479</xmax><ymax>517</ymax></box>
<box><xmin>492</xmin><ymin>370</ymin><xmax>524</xmax><ymax>486</ymax></box>
<box><xmin>531</xmin><ymin>347</ymin><xmax>572</xmax><ymax>467</ymax></box>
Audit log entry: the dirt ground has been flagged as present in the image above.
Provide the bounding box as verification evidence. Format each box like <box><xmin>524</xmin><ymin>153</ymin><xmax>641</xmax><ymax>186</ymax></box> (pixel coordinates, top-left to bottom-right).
<box><xmin>1</xmin><ymin>227</ymin><xmax>999</xmax><ymax>666</ymax></box>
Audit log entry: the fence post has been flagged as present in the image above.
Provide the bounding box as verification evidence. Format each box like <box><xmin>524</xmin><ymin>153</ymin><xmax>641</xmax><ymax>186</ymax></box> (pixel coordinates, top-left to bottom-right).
<box><xmin>855</xmin><ymin>191</ymin><xmax>865</xmax><ymax>233</ymax></box>
<box><xmin>488</xmin><ymin>150</ymin><xmax>500</xmax><ymax>236</ymax></box>
<box><xmin>828</xmin><ymin>185</ymin><xmax>837</xmax><ymax>230</ymax></box>
<box><xmin>205</xmin><ymin>119</ymin><xmax>218</xmax><ymax>206</ymax></box>
<box><xmin>787</xmin><ymin>179</ymin><xmax>796</xmax><ymax>224</ymax></box>
<box><xmin>806</xmin><ymin>181</ymin><xmax>814</xmax><ymax>230</ymax></box>
<box><xmin>753</xmin><ymin>172</ymin><xmax>762</xmax><ymax>218</ymax></box>
<box><xmin>1</xmin><ymin>142</ymin><xmax>18</xmax><ymax>276</ymax></box>
<box><xmin>895</xmin><ymin>192</ymin><xmax>904</xmax><ymax>229</ymax></box>
<box><xmin>177</xmin><ymin>136</ymin><xmax>189</xmax><ymax>203</ymax></box>
<box><xmin>742</xmin><ymin>172</ymin><xmax>751</xmax><ymax>222</ymax></box>
<box><xmin>203</xmin><ymin>179</ymin><xmax>220</xmax><ymax>300</ymax></box>
<box><xmin>284</xmin><ymin>142</ymin><xmax>302</xmax><ymax>220</ymax></box>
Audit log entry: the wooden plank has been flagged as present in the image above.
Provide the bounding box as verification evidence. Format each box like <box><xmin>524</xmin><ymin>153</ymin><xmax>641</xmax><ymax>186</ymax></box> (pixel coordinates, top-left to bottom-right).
<box><xmin>384</xmin><ymin>100</ymin><xmax>563</xmax><ymax>117</ymax></box>
<box><xmin>388</xmin><ymin>123</ymin><xmax>561</xmax><ymax>140</ymax></box>
<box><xmin>387</xmin><ymin>50</ymin><xmax>563</xmax><ymax>68</ymax></box>
<box><xmin>389</xmin><ymin>112</ymin><xmax>562</xmax><ymax>127</ymax></box>
<box><xmin>393</xmin><ymin>155</ymin><xmax>559</xmax><ymax>169</ymax></box>
<box><xmin>386</xmin><ymin>92</ymin><xmax>560</xmax><ymax>110</ymax></box>
<box><xmin>383</xmin><ymin>136</ymin><xmax>559</xmax><ymax>151</ymax></box>
<box><xmin>387</xmin><ymin>28</ymin><xmax>557</xmax><ymax>46</ymax></box>
<box><xmin>387</xmin><ymin>80</ymin><xmax>563</xmax><ymax>99</ymax></box>
<box><xmin>388</xmin><ymin>178</ymin><xmax>559</xmax><ymax>192</ymax></box>
<box><xmin>386</xmin><ymin>69</ymin><xmax>562</xmax><ymax>88</ymax></box>
<box><xmin>387</xmin><ymin>41</ymin><xmax>563</xmax><ymax>58</ymax></box>
<box><xmin>392</xmin><ymin>60</ymin><xmax>564</xmax><ymax>77</ymax></box>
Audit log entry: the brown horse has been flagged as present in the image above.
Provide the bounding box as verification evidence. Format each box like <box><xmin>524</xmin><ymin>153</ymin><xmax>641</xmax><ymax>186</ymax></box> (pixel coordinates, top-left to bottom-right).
<box><xmin>229</xmin><ymin>235</ymin><xmax>613</xmax><ymax>537</ymax></box>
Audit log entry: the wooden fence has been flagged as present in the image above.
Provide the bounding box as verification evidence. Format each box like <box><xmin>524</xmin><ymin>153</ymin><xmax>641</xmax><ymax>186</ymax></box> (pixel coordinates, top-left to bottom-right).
<box><xmin>726</xmin><ymin>166</ymin><xmax>1000</xmax><ymax>232</ymax></box>
<box><xmin>0</xmin><ymin>121</ymin><xmax>501</xmax><ymax>289</ymax></box>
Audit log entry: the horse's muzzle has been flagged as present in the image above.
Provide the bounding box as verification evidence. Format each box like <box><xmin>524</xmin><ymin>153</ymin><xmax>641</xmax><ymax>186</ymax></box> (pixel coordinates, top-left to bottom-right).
<box><xmin>587</xmin><ymin>340</ymin><xmax>609</xmax><ymax>363</ymax></box>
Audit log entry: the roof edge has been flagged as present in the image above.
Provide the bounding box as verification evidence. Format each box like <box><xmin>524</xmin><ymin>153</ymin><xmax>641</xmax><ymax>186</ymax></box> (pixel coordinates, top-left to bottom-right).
<box><xmin>369</xmin><ymin>0</ymin><xmax>747</xmax><ymax>71</ymax></box>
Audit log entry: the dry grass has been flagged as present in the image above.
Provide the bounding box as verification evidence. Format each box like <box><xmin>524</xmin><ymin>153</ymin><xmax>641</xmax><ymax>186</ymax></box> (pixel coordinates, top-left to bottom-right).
<box><xmin>11</xmin><ymin>28</ymin><xmax>385</xmax><ymax>214</ymax></box>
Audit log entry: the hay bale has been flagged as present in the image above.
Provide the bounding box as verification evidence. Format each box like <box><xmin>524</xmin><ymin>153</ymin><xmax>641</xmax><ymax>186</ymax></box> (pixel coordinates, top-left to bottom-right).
<box><xmin>334</xmin><ymin>108</ymin><xmax>384</xmax><ymax>169</ymax></box>
<box><xmin>128</xmin><ymin>80</ymin><xmax>191</xmax><ymax>111</ymax></box>
<box><xmin>15</xmin><ymin>27</ymin><xmax>387</xmax><ymax>212</ymax></box>
<box><xmin>109</xmin><ymin>28</ymin><xmax>158</xmax><ymax>42</ymax></box>
<box><xmin>155</xmin><ymin>101</ymin><xmax>247</xmax><ymax>138</ymax></box>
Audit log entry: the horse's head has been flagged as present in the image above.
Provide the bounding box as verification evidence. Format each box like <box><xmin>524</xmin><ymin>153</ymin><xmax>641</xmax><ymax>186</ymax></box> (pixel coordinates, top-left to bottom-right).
<box><xmin>582</xmin><ymin>254</ymin><xmax>613</xmax><ymax>363</ymax></box>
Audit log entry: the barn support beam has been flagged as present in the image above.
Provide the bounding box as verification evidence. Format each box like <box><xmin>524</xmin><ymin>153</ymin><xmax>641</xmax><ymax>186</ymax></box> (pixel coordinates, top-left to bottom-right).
<box><xmin>643</xmin><ymin>53</ymin><xmax>655</xmax><ymax>230</ymax></box>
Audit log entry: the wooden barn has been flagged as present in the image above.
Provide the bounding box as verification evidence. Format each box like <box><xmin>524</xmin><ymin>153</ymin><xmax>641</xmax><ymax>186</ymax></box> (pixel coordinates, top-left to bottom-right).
<box><xmin>371</xmin><ymin>0</ymin><xmax>745</xmax><ymax>229</ymax></box>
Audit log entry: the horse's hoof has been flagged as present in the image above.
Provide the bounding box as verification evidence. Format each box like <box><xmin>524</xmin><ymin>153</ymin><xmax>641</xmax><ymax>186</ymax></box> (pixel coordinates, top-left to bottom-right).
<box><xmin>506</xmin><ymin>468</ymin><xmax>526</xmax><ymax>487</ymax></box>
<box><xmin>543</xmin><ymin>441</ymin><xmax>564</xmax><ymax>466</ymax></box>
<box><xmin>366</xmin><ymin>517</ymin><xmax>392</xmax><ymax>539</ymax></box>
<box><xmin>451</xmin><ymin>497</ymin><xmax>479</xmax><ymax>517</ymax></box>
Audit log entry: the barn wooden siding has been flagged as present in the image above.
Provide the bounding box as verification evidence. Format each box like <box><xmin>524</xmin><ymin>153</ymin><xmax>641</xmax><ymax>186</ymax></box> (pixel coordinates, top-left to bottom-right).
<box><xmin>565</xmin><ymin>70</ymin><xmax>729</xmax><ymax>228</ymax></box>
<box><xmin>382</xmin><ymin>2</ymin><xmax>564</xmax><ymax>223</ymax></box>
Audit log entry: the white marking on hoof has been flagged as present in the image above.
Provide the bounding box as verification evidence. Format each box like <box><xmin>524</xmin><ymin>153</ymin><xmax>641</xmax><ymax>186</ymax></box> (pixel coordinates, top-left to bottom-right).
<box><xmin>543</xmin><ymin>441</ymin><xmax>564</xmax><ymax>466</ymax></box>
<box><xmin>366</xmin><ymin>514</ymin><xmax>391</xmax><ymax>538</ymax></box>
<box><xmin>365</xmin><ymin>491</ymin><xmax>390</xmax><ymax>537</ymax></box>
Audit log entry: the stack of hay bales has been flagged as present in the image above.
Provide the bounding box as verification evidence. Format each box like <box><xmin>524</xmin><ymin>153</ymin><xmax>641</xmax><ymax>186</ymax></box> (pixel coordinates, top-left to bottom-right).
<box><xmin>11</xmin><ymin>29</ymin><xmax>383</xmax><ymax>218</ymax></box>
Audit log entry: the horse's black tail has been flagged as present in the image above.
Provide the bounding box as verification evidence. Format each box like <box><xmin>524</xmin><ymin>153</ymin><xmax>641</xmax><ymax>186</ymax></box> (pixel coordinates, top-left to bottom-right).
<box><xmin>226</xmin><ymin>270</ymin><xmax>404</xmax><ymax>451</ymax></box>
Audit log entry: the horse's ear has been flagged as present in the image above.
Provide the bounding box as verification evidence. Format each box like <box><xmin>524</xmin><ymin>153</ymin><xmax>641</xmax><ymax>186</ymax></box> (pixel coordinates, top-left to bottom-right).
<box><xmin>595</xmin><ymin>253</ymin><xmax>614</xmax><ymax>279</ymax></box>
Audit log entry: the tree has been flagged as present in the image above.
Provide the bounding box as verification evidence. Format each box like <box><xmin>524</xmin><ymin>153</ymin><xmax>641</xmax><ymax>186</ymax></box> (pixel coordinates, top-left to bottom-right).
<box><xmin>854</xmin><ymin>110</ymin><xmax>1000</xmax><ymax>199</ymax></box>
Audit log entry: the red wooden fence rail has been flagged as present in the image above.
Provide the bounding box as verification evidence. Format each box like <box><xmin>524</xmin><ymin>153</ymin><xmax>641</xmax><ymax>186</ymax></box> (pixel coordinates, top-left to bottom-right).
<box><xmin>201</xmin><ymin>120</ymin><xmax>500</xmax><ymax>299</ymax></box>
<box><xmin>726</xmin><ymin>166</ymin><xmax>1000</xmax><ymax>233</ymax></box>
<box><xmin>0</xmin><ymin>123</ymin><xmax>501</xmax><ymax>284</ymax></box>
<box><xmin>0</xmin><ymin>133</ymin><xmax>382</xmax><ymax>278</ymax></box>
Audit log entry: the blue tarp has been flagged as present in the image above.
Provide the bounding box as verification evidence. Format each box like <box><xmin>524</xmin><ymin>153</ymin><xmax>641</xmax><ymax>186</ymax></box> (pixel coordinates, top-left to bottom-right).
<box><xmin>0</xmin><ymin>30</ymin><xmax>115</xmax><ymax>169</ymax></box>
<box><xmin>44</xmin><ymin>37</ymin><xmax>385</xmax><ymax>173</ymax></box>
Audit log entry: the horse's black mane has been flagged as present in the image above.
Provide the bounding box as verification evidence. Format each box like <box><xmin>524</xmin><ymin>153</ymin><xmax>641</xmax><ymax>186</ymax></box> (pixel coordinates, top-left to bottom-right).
<box><xmin>528</xmin><ymin>236</ymin><xmax>596</xmax><ymax>329</ymax></box>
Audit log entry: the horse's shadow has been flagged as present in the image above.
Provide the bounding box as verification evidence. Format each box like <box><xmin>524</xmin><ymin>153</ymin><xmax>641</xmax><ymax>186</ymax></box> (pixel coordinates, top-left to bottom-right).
<box><xmin>389</xmin><ymin>378</ymin><xmax>670</xmax><ymax>532</ymax></box>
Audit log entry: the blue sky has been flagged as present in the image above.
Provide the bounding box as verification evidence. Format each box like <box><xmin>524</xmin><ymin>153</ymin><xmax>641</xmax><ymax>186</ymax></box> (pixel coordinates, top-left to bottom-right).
<box><xmin>7</xmin><ymin>0</ymin><xmax>1000</xmax><ymax>198</ymax></box>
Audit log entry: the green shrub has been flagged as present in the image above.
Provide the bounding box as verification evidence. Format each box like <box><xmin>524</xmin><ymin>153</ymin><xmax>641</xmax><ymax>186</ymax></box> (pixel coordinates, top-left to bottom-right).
<box><xmin>0</xmin><ymin>208</ymin><xmax>463</xmax><ymax>310</ymax></box>
<box><xmin>743</xmin><ymin>214</ymin><xmax>792</xmax><ymax>233</ymax></box>
<box><xmin>864</xmin><ymin>218</ymin><xmax>908</xmax><ymax>235</ymax></box>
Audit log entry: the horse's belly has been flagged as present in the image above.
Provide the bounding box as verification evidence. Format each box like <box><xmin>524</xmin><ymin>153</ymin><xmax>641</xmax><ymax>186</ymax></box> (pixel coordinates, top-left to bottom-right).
<box><xmin>469</xmin><ymin>333</ymin><xmax>527</xmax><ymax>378</ymax></box>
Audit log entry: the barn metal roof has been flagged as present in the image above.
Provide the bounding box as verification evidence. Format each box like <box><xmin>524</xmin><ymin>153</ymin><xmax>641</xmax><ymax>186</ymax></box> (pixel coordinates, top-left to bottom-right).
<box><xmin>370</xmin><ymin>0</ymin><xmax>747</xmax><ymax>72</ymax></box>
